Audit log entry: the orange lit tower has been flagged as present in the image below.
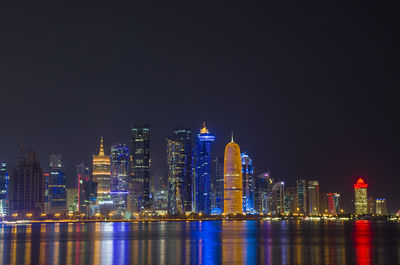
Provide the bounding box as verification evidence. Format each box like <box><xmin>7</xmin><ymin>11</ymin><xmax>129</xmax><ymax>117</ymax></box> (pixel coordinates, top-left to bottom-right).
<box><xmin>93</xmin><ymin>137</ymin><xmax>111</xmax><ymax>197</ymax></box>
<box><xmin>354</xmin><ymin>177</ymin><xmax>368</xmax><ymax>215</ymax></box>
<box><xmin>223</xmin><ymin>134</ymin><xmax>243</xmax><ymax>214</ymax></box>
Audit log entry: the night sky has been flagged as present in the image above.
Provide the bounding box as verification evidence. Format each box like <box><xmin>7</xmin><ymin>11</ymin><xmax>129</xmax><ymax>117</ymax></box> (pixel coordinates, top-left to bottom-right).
<box><xmin>0</xmin><ymin>3</ymin><xmax>398</xmax><ymax>212</ymax></box>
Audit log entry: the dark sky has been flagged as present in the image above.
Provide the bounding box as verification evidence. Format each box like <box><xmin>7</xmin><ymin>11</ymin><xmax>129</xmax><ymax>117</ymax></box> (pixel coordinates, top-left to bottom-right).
<box><xmin>0</xmin><ymin>3</ymin><xmax>399</xmax><ymax>212</ymax></box>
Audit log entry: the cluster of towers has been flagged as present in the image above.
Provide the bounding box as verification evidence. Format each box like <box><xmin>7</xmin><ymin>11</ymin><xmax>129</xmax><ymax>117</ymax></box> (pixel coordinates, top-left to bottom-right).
<box><xmin>0</xmin><ymin>125</ymin><xmax>389</xmax><ymax>218</ymax></box>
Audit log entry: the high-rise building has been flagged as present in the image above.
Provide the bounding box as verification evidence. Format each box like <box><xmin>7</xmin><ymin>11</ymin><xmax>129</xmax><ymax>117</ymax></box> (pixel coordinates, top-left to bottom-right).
<box><xmin>375</xmin><ymin>198</ymin><xmax>387</xmax><ymax>215</ymax></box>
<box><xmin>66</xmin><ymin>188</ymin><xmax>78</xmax><ymax>213</ymax></box>
<box><xmin>367</xmin><ymin>196</ymin><xmax>375</xmax><ymax>214</ymax></box>
<box><xmin>272</xmin><ymin>181</ymin><xmax>285</xmax><ymax>215</ymax></box>
<box><xmin>194</xmin><ymin>123</ymin><xmax>215</xmax><ymax>214</ymax></box>
<box><xmin>167</xmin><ymin>137</ymin><xmax>185</xmax><ymax>215</ymax></box>
<box><xmin>173</xmin><ymin>128</ymin><xmax>193</xmax><ymax>213</ymax></box>
<box><xmin>212</xmin><ymin>156</ymin><xmax>224</xmax><ymax>214</ymax></box>
<box><xmin>9</xmin><ymin>151</ymin><xmax>44</xmax><ymax>216</ymax></box>
<box><xmin>255</xmin><ymin>171</ymin><xmax>272</xmax><ymax>214</ymax></box>
<box><xmin>284</xmin><ymin>187</ymin><xmax>297</xmax><ymax>214</ymax></box>
<box><xmin>0</xmin><ymin>161</ymin><xmax>8</xmax><ymax>216</ymax></box>
<box><xmin>354</xmin><ymin>177</ymin><xmax>368</xmax><ymax>215</ymax></box>
<box><xmin>110</xmin><ymin>144</ymin><xmax>129</xmax><ymax>214</ymax></box>
<box><xmin>77</xmin><ymin>162</ymin><xmax>97</xmax><ymax>215</ymax></box>
<box><xmin>47</xmin><ymin>154</ymin><xmax>67</xmax><ymax>213</ymax></box>
<box><xmin>326</xmin><ymin>193</ymin><xmax>340</xmax><ymax>214</ymax></box>
<box><xmin>296</xmin><ymin>179</ymin><xmax>307</xmax><ymax>214</ymax></box>
<box><xmin>223</xmin><ymin>135</ymin><xmax>243</xmax><ymax>215</ymax></box>
<box><xmin>92</xmin><ymin>137</ymin><xmax>111</xmax><ymax>198</ymax></box>
<box><xmin>153</xmin><ymin>188</ymin><xmax>168</xmax><ymax>215</ymax></box>
<box><xmin>130</xmin><ymin>124</ymin><xmax>151</xmax><ymax>211</ymax></box>
<box><xmin>307</xmin><ymin>180</ymin><xmax>320</xmax><ymax>215</ymax></box>
<box><xmin>241</xmin><ymin>152</ymin><xmax>255</xmax><ymax>213</ymax></box>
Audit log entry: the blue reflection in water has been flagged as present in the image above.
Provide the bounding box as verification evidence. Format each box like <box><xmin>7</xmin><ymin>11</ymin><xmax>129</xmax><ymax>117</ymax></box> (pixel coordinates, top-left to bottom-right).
<box><xmin>1</xmin><ymin>221</ymin><xmax>400</xmax><ymax>264</ymax></box>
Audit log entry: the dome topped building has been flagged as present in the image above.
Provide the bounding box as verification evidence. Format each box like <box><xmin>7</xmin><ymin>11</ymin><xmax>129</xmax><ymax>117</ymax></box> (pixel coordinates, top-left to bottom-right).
<box><xmin>223</xmin><ymin>134</ymin><xmax>243</xmax><ymax>214</ymax></box>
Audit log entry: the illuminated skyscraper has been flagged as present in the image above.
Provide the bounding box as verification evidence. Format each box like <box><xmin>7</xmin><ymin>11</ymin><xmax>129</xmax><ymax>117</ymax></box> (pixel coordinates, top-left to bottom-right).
<box><xmin>167</xmin><ymin>137</ymin><xmax>185</xmax><ymax>215</ymax></box>
<box><xmin>354</xmin><ymin>177</ymin><xmax>368</xmax><ymax>215</ymax></box>
<box><xmin>194</xmin><ymin>123</ymin><xmax>215</xmax><ymax>214</ymax></box>
<box><xmin>0</xmin><ymin>161</ymin><xmax>8</xmax><ymax>216</ymax></box>
<box><xmin>172</xmin><ymin>128</ymin><xmax>193</xmax><ymax>212</ymax></box>
<box><xmin>47</xmin><ymin>154</ymin><xmax>67</xmax><ymax>213</ymax></box>
<box><xmin>375</xmin><ymin>198</ymin><xmax>387</xmax><ymax>215</ymax></box>
<box><xmin>326</xmin><ymin>193</ymin><xmax>340</xmax><ymax>214</ymax></box>
<box><xmin>9</xmin><ymin>150</ymin><xmax>44</xmax><ymax>215</ymax></box>
<box><xmin>110</xmin><ymin>144</ymin><xmax>129</xmax><ymax>214</ymax></box>
<box><xmin>92</xmin><ymin>137</ymin><xmax>111</xmax><ymax>198</ymax></box>
<box><xmin>284</xmin><ymin>187</ymin><xmax>296</xmax><ymax>214</ymax></box>
<box><xmin>296</xmin><ymin>179</ymin><xmax>307</xmax><ymax>214</ymax></box>
<box><xmin>130</xmin><ymin>124</ymin><xmax>151</xmax><ymax>211</ymax></box>
<box><xmin>223</xmin><ymin>135</ymin><xmax>242</xmax><ymax>214</ymax></box>
<box><xmin>241</xmin><ymin>152</ymin><xmax>255</xmax><ymax>213</ymax></box>
<box><xmin>77</xmin><ymin>162</ymin><xmax>97</xmax><ymax>214</ymax></box>
<box><xmin>255</xmin><ymin>171</ymin><xmax>272</xmax><ymax>214</ymax></box>
<box><xmin>272</xmin><ymin>181</ymin><xmax>285</xmax><ymax>215</ymax></box>
<box><xmin>307</xmin><ymin>180</ymin><xmax>320</xmax><ymax>215</ymax></box>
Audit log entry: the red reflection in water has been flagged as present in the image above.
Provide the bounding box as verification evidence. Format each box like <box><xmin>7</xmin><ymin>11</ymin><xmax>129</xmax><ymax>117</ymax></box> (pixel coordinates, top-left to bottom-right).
<box><xmin>353</xmin><ymin>220</ymin><xmax>372</xmax><ymax>265</ymax></box>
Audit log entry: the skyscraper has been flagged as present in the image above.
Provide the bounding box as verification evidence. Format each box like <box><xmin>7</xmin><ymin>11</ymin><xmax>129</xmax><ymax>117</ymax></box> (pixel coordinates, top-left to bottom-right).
<box><xmin>307</xmin><ymin>180</ymin><xmax>320</xmax><ymax>215</ymax></box>
<box><xmin>212</xmin><ymin>156</ymin><xmax>224</xmax><ymax>213</ymax></box>
<box><xmin>9</xmin><ymin>151</ymin><xmax>44</xmax><ymax>216</ymax></box>
<box><xmin>110</xmin><ymin>144</ymin><xmax>129</xmax><ymax>214</ymax></box>
<box><xmin>130</xmin><ymin>124</ymin><xmax>151</xmax><ymax>211</ymax></box>
<box><xmin>367</xmin><ymin>196</ymin><xmax>375</xmax><ymax>214</ymax></box>
<box><xmin>241</xmin><ymin>152</ymin><xmax>255</xmax><ymax>213</ymax></box>
<box><xmin>354</xmin><ymin>177</ymin><xmax>368</xmax><ymax>215</ymax></box>
<box><xmin>194</xmin><ymin>123</ymin><xmax>215</xmax><ymax>214</ymax></box>
<box><xmin>167</xmin><ymin>137</ymin><xmax>185</xmax><ymax>215</ymax></box>
<box><xmin>272</xmin><ymin>181</ymin><xmax>285</xmax><ymax>215</ymax></box>
<box><xmin>326</xmin><ymin>193</ymin><xmax>340</xmax><ymax>214</ymax></box>
<box><xmin>92</xmin><ymin>137</ymin><xmax>111</xmax><ymax>198</ymax></box>
<box><xmin>375</xmin><ymin>198</ymin><xmax>387</xmax><ymax>215</ymax></box>
<box><xmin>284</xmin><ymin>187</ymin><xmax>297</xmax><ymax>214</ymax></box>
<box><xmin>223</xmin><ymin>135</ymin><xmax>242</xmax><ymax>215</ymax></box>
<box><xmin>0</xmin><ymin>161</ymin><xmax>8</xmax><ymax>216</ymax></box>
<box><xmin>255</xmin><ymin>171</ymin><xmax>272</xmax><ymax>214</ymax></box>
<box><xmin>172</xmin><ymin>128</ymin><xmax>193</xmax><ymax>213</ymax></box>
<box><xmin>77</xmin><ymin>162</ymin><xmax>97</xmax><ymax>214</ymax></box>
<box><xmin>296</xmin><ymin>179</ymin><xmax>307</xmax><ymax>214</ymax></box>
<box><xmin>47</xmin><ymin>154</ymin><xmax>67</xmax><ymax>213</ymax></box>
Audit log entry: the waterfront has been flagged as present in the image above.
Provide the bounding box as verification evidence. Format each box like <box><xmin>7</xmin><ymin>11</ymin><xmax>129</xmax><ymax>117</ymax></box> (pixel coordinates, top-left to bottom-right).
<box><xmin>0</xmin><ymin>220</ymin><xmax>399</xmax><ymax>265</ymax></box>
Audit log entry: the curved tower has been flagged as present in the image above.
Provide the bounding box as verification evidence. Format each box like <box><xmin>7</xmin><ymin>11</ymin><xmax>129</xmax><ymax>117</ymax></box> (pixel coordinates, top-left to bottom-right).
<box><xmin>93</xmin><ymin>137</ymin><xmax>111</xmax><ymax>197</ymax></box>
<box><xmin>223</xmin><ymin>134</ymin><xmax>243</xmax><ymax>214</ymax></box>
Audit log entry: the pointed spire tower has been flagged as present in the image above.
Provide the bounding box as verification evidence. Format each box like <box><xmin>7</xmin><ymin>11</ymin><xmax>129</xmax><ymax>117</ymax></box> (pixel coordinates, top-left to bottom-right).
<box><xmin>223</xmin><ymin>132</ymin><xmax>243</xmax><ymax>215</ymax></box>
<box><xmin>93</xmin><ymin>136</ymin><xmax>111</xmax><ymax>196</ymax></box>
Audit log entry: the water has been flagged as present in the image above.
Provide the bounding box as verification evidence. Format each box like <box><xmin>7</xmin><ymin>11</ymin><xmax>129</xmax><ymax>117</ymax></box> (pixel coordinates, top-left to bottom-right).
<box><xmin>0</xmin><ymin>220</ymin><xmax>399</xmax><ymax>265</ymax></box>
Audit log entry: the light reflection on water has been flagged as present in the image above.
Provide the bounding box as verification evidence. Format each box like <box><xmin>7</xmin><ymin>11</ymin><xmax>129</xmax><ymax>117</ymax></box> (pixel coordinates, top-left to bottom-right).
<box><xmin>0</xmin><ymin>220</ymin><xmax>399</xmax><ymax>265</ymax></box>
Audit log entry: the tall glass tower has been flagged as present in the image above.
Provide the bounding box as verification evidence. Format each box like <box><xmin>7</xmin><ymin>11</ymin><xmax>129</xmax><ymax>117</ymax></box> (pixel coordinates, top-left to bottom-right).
<box><xmin>110</xmin><ymin>144</ymin><xmax>129</xmax><ymax>214</ymax></box>
<box><xmin>194</xmin><ymin>123</ymin><xmax>215</xmax><ymax>214</ymax></box>
<box><xmin>223</xmin><ymin>134</ymin><xmax>242</xmax><ymax>215</ymax></box>
<box><xmin>130</xmin><ymin>124</ymin><xmax>151</xmax><ymax>212</ymax></box>
<box><xmin>296</xmin><ymin>179</ymin><xmax>307</xmax><ymax>214</ymax></box>
<box><xmin>307</xmin><ymin>180</ymin><xmax>320</xmax><ymax>215</ymax></box>
<box><xmin>48</xmin><ymin>154</ymin><xmax>67</xmax><ymax>213</ymax></box>
<box><xmin>167</xmin><ymin>137</ymin><xmax>185</xmax><ymax>215</ymax></box>
<box><xmin>172</xmin><ymin>128</ymin><xmax>192</xmax><ymax>213</ymax></box>
<box><xmin>241</xmin><ymin>152</ymin><xmax>255</xmax><ymax>213</ymax></box>
<box><xmin>0</xmin><ymin>161</ymin><xmax>8</xmax><ymax>216</ymax></box>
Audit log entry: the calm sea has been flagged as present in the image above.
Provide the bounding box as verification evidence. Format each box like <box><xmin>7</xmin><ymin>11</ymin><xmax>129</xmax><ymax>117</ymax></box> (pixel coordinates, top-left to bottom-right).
<box><xmin>0</xmin><ymin>220</ymin><xmax>399</xmax><ymax>264</ymax></box>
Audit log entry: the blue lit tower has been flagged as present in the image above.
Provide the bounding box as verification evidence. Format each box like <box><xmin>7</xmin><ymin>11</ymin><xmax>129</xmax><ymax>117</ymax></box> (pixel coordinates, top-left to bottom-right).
<box><xmin>48</xmin><ymin>154</ymin><xmax>67</xmax><ymax>213</ymax></box>
<box><xmin>241</xmin><ymin>152</ymin><xmax>255</xmax><ymax>213</ymax></box>
<box><xmin>130</xmin><ymin>124</ymin><xmax>151</xmax><ymax>212</ymax></box>
<box><xmin>0</xmin><ymin>161</ymin><xmax>8</xmax><ymax>216</ymax></box>
<box><xmin>172</xmin><ymin>128</ymin><xmax>192</xmax><ymax>213</ymax></box>
<box><xmin>110</xmin><ymin>144</ymin><xmax>130</xmax><ymax>214</ymax></box>
<box><xmin>194</xmin><ymin>123</ymin><xmax>215</xmax><ymax>214</ymax></box>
